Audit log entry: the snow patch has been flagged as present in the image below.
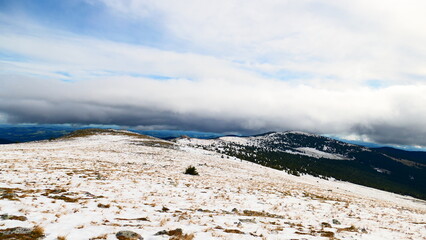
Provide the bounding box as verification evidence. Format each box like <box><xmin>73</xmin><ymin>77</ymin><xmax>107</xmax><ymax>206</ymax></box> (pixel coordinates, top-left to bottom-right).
<box><xmin>295</xmin><ymin>147</ymin><xmax>349</xmax><ymax>160</ymax></box>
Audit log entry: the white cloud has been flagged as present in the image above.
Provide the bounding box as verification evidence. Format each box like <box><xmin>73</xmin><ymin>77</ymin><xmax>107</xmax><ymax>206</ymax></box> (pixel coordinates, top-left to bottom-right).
<box><xmin>96</xmin><ymin>0</ymin><xmax>426</xmax><ymax>85</ymax></box>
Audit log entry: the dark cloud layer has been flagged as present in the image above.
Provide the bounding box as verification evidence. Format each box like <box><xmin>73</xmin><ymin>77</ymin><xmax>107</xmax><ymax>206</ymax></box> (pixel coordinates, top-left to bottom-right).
<box><xmin>1</xmin><ymin>75</ymin><xmax>426</xmax><ymax>148</ymax></box>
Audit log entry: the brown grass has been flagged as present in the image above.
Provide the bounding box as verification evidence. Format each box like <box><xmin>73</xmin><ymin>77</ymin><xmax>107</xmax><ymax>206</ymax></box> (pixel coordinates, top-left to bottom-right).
<box><xmin>115</xmin><ymin>217</ymin><xmax>149</xmax><ymax>221</ymax></box>
<box><xmin>97</xmin><ymin>203</ymin><xmax>111</xmax><ymax>208</ymax></box>
<box><xmin>337</xmin><ymin>225</ymin><xmax>358</xmax><ymax>233</ymax></box>
<box><xmin>89</xmin><ymin>234</ymin><xmax>108</xmax><ymax>240</ymax></box>
<box><xmin>170</xmin><ymin>233</ymin><xmax>195</xmax><ymax>240</ymax></box>
<box><xmin>319</xmin><ymin>231</ymin><xmax>335</xmax><ymax>238</ymax></box>
<box><xmin>224</xmin><ymin>229</ymin><xmax>245</xmax><ymax>234</ymax></box>
<box><xmin>241</xmin><ymin>210</ymin><xmax>283</xmax><ymax>219</ymax></box>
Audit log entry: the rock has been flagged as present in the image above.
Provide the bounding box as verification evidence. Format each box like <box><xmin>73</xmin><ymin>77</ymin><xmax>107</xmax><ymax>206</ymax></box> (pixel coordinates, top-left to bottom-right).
<box><xmin>1</xmin><ymin>192</ymin><xmax>18</xmax><ymax>200</ymax></box>
<box><xmin>0</xmin><ymin>214</ymin><xmax>28</xmax><ymax>221</ymax></box>
<box><xmin>332</xmin><ymin>219</ymin><xmax>341</xmax><ymax>225</ymax></box>
<box><xmin>0</xmin><ymin>226</ymin><xmax>44</xmax><ymax>239</ymax></box>
<box><xmin>167</xmin><ymin>228</ymin><xmax>183</xmax><ymax>236</ymax></box>
<box><xmin>239</xmin><ymin>218</ymin><xmax>256</xmax><ymax>223</ymax></box>
<box><xmin>154</xmin><ymin>230</ymin><xmax>168</xmax><ymax>236</ymax></box>
<box><xmin>116</xmin><ymin>230</ymin><xmax>143</xmax><ymax>240</ymax></box>
<box><xmin>155</xmin><ymin>228</ymin><xmax>183</xmax><ymax>236</ymax></box>
<box><xmin>1</xmin><ymin>227</ymin><xmax>33</xmax><ymax>235</ymax></box>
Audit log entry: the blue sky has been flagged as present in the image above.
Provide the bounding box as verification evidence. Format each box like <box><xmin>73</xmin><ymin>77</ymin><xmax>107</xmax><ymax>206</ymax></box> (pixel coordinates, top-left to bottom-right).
<box><xmin>1</xmin><ymin>0</ymin><xmax>426</xmax><ymax>149</ymax></box>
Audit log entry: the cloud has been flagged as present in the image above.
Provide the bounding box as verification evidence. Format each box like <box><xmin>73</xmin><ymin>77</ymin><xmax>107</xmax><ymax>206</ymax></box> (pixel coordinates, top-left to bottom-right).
<box><xmin>1</xmin><ymin>73</ymin><xmax>426</xmax><ymax>147</ymax></box>
<box><xmin>96</xmin><ymin>0</ymin><xmax>426</xmax><ymax>85</ymax></box>
<box><xmin>1</xmin><ymin>0</ymin><xmax>426</xmax><ymax>147</ymax></box>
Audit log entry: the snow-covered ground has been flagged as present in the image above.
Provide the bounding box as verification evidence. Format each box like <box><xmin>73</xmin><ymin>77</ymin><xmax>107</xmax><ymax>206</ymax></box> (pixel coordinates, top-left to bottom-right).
<box><xmin>295</xmin><ymin>147</ymin><xmax>348</xmax><ymax>160</ymax></box>
<box><xmin>176</xmin><ymin>133</ymin><xmax>354</xmax><ymax>160</ymax></box>
<box><xmin>0</xmin><ymin>132</ymin><xmax>425</xmax><ymax>240</ymax></box>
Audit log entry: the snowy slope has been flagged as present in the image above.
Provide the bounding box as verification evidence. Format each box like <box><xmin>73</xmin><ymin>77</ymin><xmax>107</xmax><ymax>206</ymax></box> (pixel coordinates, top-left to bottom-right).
<box><xmin>176</xmin><ymin>132</ymin><xmax>355</xmax><ymax>160</ymax></box>
<box><xmin>0</xmin><ymin>131</ymin><xmax>425</xmax><ymax>240</ymax></box>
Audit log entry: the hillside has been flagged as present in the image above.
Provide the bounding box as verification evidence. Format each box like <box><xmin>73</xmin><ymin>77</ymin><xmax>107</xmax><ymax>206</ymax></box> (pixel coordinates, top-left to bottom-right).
<box><xmin>373</xmin><ymin>147</ymin><xmax>426</xmax><ymax>165</ymax></box>
<box><xmin>0</xmin><ymin>129</ymin><xmax>425</xmax><ymax>239</ymax></box>
<box><xmin>176</xmin><ymin>131</ymin><xmax>426</xmax><ymax>200</ymax></box>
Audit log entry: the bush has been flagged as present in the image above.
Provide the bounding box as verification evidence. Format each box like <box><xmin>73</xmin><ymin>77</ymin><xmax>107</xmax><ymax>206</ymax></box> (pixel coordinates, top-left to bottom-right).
<box><xmin>184</xmin><ymin>166</ymin><xmax>199</xmax><ymax>176</ymax></box>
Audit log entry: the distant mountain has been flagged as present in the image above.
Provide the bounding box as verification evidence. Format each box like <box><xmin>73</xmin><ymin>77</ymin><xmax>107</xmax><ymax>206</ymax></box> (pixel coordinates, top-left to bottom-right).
<box><xmin>0</xmin><ymin>138</ymin><xmax>14</xmax><ymax>144</ymax></box>
<box><xmin>176</xmin><ymin>131</ymin><xmax>426</xmax><ymax>200</ymax></box>
<box><xmin>0</xmin><ymin>125</ymin><xmax>223</xmax><ymax>143</ymax></box>
<box><xmin>373</xmin><ymin>147</ymin><xmax>426</xmax><ymax>165</ymax></box>
<box><xmin>0</xmin><ymin>125</ymin><xmax>77</xmax><ymax>143</ymax></box>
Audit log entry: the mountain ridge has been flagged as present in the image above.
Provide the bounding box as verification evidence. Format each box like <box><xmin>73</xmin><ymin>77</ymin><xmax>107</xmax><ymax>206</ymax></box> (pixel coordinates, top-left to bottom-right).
<box><xmin>176</xmin><ymin>131</ymin><xmax>426</xmax><ymax>200</ymax></box>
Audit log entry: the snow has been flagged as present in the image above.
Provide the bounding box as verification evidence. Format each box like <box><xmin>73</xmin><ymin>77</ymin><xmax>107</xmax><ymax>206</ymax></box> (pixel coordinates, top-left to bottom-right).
<box><xmin>374</xmin><ymin>168</ymin><xmax>391</xmax><ymax>174</ymax></box>
<box><xmin>0</xmin><ymin>132</ymin><xmax>425</xmax><ymax>240</ymax></box>
<box><xmin>219</xmin><ymin>136</ymin><xmax>250</xmax><ymax>145</ymax></box>
<box><xmin>295</xmin><ymin>147</ymin><xmax>348</xmax><ymax>160</ymax></box>
<box><xmin>285</xmin><ymin>131</ymin><xmax>317</xmax><ymax>136</ymax></box>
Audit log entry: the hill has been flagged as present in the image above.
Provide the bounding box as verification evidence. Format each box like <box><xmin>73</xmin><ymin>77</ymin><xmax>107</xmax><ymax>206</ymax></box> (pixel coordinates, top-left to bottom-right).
<box><xmin>176</xmin><ymin>131</ymin><xmax>426</xmax><ymax>200</ymax></box>
<box><xmin>0</xmin><ymin>129</ymin><xmax>424</xmax><ymax>239</ymax></box>
<box><xmin>373</xmin><ymin>147</ymin><xmax>426</xmax><ymax>165</ymax></box>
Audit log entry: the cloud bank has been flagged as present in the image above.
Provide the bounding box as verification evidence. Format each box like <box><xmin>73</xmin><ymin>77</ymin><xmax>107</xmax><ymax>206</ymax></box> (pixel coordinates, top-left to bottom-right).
<box><xmin>1</xmin><ymin>0</ymin><xmax>426</xmax><ymax>147</ymax></box>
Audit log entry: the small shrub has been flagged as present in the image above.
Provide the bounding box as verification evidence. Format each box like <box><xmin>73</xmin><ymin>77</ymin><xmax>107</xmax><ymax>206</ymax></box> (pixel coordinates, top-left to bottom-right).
<box><xmin>33</xmin><ymin>226</ymin><xmax>45</xmax><ymax>237</ymax></box>
<box><xmin>184</xmin><ymin>166</ymin><xmax>199</xmax><ymax>176</ymax></box>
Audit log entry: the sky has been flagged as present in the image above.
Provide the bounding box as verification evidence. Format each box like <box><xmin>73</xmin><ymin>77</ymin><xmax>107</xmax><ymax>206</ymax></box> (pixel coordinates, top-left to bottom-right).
<box><xmin>0</xmin><ymin>0</ymin><xmax>426</xmax><ymax>149</ymax></box>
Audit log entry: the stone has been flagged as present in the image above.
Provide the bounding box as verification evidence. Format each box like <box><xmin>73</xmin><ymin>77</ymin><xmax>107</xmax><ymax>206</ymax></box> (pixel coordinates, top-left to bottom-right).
<box><xmin>332</xmin><ymin>219</ymin><xmax>341</xmax><ymax>225</ymax></box>
<box><xmin>154</xmin><ymin>230</ymin><xmax>168</xmax><ymax>235</ymax></box>
<box><xmin>116</xmin><ymin>230</ymin><xmax>143</xmax><ymax>240</ymax></box>
<box><xmin>2</xmin><ymin>227</ymin><xmax>33</xmax><ymax>235</ymax></box>
<box><xmin>0</xmin><ymin>214</ymin><xmax>28</xmax><ymax>221</ymax></box>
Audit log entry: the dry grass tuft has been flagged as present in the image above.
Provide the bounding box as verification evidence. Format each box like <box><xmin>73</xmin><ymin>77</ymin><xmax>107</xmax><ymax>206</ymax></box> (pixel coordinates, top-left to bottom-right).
<box><xmin>337</xmin><ymin>225</ymin><xmax>358</xmax><ymax>233</ymax></box>
<box><xmin>170</xmin><ymin>233</ymin><xmax>195</xmax><ymax>240</ymax></box>
<box><xmin>97</xmin><ymin>203</ymin><xmax>111</xmax><ymax>208</ymax></box>
<box><xmin>89</xmin><ymin>234</ymin><xmax>108</xmax><ymax>239</ymax></box>
<box><xmin>224</xmin><ymin>229</ymin><xmax>245</xmax><ymax>234</ymax></box>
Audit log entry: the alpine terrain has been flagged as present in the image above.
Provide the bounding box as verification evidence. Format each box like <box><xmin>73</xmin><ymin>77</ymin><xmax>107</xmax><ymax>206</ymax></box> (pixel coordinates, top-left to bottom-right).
<box><xmin>0</xmin><ymin>129</ymin><xmax>425</xmax><ymax>239</ymax></box>
<box><xmin>176</xmin><ymin>131</ymin><xmax>426</xmax><ymax>200</ymax></box>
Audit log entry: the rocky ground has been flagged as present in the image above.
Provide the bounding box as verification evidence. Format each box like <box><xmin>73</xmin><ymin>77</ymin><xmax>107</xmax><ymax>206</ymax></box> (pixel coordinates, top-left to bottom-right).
<box><xmin>0</xmin><ymin>130</ymin><xmax>425</xmax><ymax>239</ymax></box>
